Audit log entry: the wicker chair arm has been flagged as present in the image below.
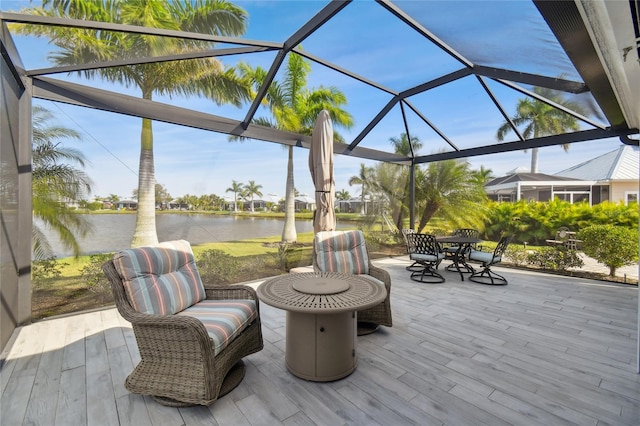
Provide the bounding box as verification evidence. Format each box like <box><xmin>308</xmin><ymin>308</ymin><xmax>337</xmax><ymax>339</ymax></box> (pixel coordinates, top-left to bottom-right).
<box><xmin>204</xmin><ymin>284</ymin><xmax>258</xmax><ymax>301</ymax></box>
<box><xmin>204</xmin><ymin>284</ymin><xmax>261</xmax><ymax>316</ymax></box>
<box><xmin>368</xmin><ymin>263</ymin><xmax>391</xmax><ymax>292</ymax></box>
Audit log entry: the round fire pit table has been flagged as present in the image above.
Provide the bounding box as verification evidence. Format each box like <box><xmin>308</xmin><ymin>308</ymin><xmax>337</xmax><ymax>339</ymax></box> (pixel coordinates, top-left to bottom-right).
<box><xmin>257</xmin><ymin>272</ymin><xmax>387</xmax><ymax>381</ymax></box>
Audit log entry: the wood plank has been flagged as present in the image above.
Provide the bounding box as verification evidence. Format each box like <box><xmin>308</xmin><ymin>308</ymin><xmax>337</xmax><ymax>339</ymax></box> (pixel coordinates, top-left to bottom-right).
<box><xmin>55</xmin><ymin>366</ymin><xmax>87</xmax><ymax>426</ymax></box>
<box><xmin>23</xmin><ymin>321</ymin><xmax>64</xmax><ymax>426</ymax></box>
<box><xmin>1</xmin><ymin>257</ymin><xmax>638</xmax><ymax>425</ymax></box>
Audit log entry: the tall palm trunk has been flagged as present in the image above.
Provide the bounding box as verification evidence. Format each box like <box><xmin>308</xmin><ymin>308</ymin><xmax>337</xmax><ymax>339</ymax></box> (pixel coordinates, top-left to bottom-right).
<box><xmin>282</xmin><ymin>146</ymin><xmax>297</xmax><ymax>242</ymax></box>
<box><xmin>131</xmin><ymin>115</ymin><xmax>158</xmax><ymax>247</ymax></box>
<box><xmin>530</xmin><ymin>147</ymin><xmax>539</xmax><ymax>173</ymax></box>
<box><xmin>417</xmin><ymin>200</ymin><xmax>440</xmax><ymax>233</ymax></box>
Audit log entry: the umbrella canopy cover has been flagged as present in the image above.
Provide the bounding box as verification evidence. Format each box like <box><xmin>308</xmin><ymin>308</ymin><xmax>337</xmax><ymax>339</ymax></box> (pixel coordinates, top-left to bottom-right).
<box><xmin>309</xmin><ymin>110</ymin><xmax>336</xmax><ymax>233</ymax></box>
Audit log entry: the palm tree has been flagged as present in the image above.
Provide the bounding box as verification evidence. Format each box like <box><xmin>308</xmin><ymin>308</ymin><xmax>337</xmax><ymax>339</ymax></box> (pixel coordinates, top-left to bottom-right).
<box><xmin>389</xmin><ymin>132</ymin><xmax>423</xmax><ymax>156</ymax></box>
<box><xmin>367</xmin><ymin>161</ymin><xmax>408</xmax><ymax>230</ymax></box>
<box><xmin>496</xmin><ymin>87</ymin><xmax>586</xmax><ymax>173</ymax></box>
<box><xmin>233</xmin><ymin>53</ymin><xmax>353</xmax><ymax>242</ymax></box>
<box><xmin>32</xmin><ymin>105</ymin><xmax>93</xmax><ymax>259</ymax></box>
<box><xmin>415</xmin><ymin>159</ymin><xmax>487</xmax><ymax>232</ymax></box>
<box><xmin>335</xmin><ymin>189</ymin><xmax>351</xmax><ymax>200</ymax></box>
<box><xmin>16</xmin><ymin>0</ymin><xmax>250</xmax><ymax>247</ymax></box>
<box><xmin>471</xmin><ymin>165</ymin><xmax>494</xmax><ymax>186</ymax></box>
<box><xmin>244</xmin><ymin>180</ymin><xmax>263</xmax><ymax>213</ymax></box>
<box><xmin>389</xmin><ymin>133</ymin><xmax>423</xmax><ymax>228</ymax></box>
<box><xmin>226</xmin><ymin>180</ymin><xmax>244</xmax><ymax>212</ymax></box>
<box><xmin>349</xmin><ymin>163</ymin><xmax>374</xmax><ymax>214</ymax></box>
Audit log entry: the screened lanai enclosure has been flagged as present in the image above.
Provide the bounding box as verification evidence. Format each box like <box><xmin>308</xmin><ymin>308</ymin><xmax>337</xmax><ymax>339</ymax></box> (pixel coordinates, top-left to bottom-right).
<box><xmin>1</xmin><ymin>0</ymin><xmax>639</xmax><ymax>362</ymax></box>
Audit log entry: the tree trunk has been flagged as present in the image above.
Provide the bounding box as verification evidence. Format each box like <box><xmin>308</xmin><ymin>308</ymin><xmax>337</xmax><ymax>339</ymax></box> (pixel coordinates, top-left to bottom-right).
<box><xmin>530</xmin><ymin>147</ymin><xmax>539</xmax><ymax>173</ymax></box>
<box><xmin>282</xmin><ymin>146</ymin><xmax>297</xmax><ymax>242</ymax></box>
<box><xmin>131</xmin><ymin>116</ymin><xmax>158</xmax><ymax>247</ymax></box>
<box><xmin>417</xmin><ymin>200</ymin><xmax>440</xmax><ymax>233</ymax></box>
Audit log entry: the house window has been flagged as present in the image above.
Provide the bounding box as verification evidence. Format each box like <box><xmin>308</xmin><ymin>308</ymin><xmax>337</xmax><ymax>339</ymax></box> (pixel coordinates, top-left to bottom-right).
<box><xmin>625</xmin><ymin>191</ymin><xmax>638</xmax><ymax>205</ymax></box>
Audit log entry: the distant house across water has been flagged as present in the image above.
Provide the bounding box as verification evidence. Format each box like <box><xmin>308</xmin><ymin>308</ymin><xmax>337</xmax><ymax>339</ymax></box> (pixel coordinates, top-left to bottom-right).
<box><xmin>485</xmin><ymin>145</ymin><xmax>639</xmax><ymax>205</ymax></box>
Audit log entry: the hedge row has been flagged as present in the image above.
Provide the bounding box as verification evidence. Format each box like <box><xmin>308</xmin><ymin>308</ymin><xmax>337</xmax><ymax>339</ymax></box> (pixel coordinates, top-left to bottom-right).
<box><xmin>482</xmin><ymin>199</ymin><xmax>638</xmax><ymax>245</ymax></box>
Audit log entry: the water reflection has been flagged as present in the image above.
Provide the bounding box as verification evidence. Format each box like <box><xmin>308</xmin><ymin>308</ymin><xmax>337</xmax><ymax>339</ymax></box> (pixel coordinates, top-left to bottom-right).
<box><xmin>37</xmin><ymin>214</ymin><xmax>346</xmax><ymax>258</ymax></box>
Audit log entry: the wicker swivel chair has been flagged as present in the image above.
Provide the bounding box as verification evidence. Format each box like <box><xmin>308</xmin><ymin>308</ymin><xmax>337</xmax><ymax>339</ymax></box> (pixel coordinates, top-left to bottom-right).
<box><xmin>407</xmin><ymin>233</ymin><xmax>446</xmax><ymax>283</ymax></box>
<box><xmin>468</xmin><ymin>235</ymin><xmax>513</xmax><ymax>285</ymax></box>
<box><xmin>102</xmin><ymin>240</ymin><xmax>263</xmax><ymax>407</ymax></box>
<box><xmin>312</xmin><ymin>230</ymin><xmax>392</xmax><ymax>335</ymax></box>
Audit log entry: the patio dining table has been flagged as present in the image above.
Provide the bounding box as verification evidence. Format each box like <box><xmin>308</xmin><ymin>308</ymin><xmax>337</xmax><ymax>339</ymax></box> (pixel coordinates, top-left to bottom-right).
<box><xmin>436</xmin><ymin>235</ymin><xmax>483</xmax><ymax>281</ymax></box>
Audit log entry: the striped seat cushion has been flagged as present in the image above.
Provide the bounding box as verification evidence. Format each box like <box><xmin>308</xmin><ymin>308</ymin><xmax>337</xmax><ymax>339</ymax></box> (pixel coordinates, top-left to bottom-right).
<box><xmin>178</xmin><ymin>300</ymin><xmax>258</xmax><ymax>355</ymax></box>
<box><xmin>112</xmin><ymin>240</ymin><xmax>206</xmax><ymax>315</ymax></box>
<box><xmin>315</xmin><ymin>230</ymin><xmax>369</xmax><ymax>274</ymax></box>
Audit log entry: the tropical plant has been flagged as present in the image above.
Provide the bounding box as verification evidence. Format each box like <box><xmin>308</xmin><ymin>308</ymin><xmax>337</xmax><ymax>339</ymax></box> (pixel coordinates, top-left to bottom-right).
<box><xmin>244</xmin><ymin>180</ymin><xmax>263</xmax><ymax>212</ymax></box>
<box><xmin>367</xmin><ymin>162</ymin><xmax>408</xmax><ymax>230</ymax></box>
<box><xmin>387</xmin><ymin>133</ymin><xmax>423</xmax><ymax>228</ymax></box>
<box><xmin>233</xmin><ymin>53</ymin><xmax>353</xmax><ymax>242</ymax></box>
<box><xmin>32</xmin><ymin>105</ymin><xmax>93</xmax><ymax>259</ymax></box>
<box><xmin>414</xmin><ymin>158</ymin><xmax>488</xmax><ymax>233</ymax></box>
<box><xmin>389</xmin><ymin>132</ymin><xmax>422</xmax><ymax>156</ymax></box>
<box><xmin>496</xmin><ymin>87</ymin><xmax>587</xmax><ymax>173</ymax></box>
<box><xmin>578</xmin><ymin>224</ymin><xmax>638</xmax><ymax>276</ymax></box>
<box><xmin>471</xmin><ymin>165</ymin><xmax>494</xmax><ymax>186</ymax></box>
<box><xmin>225</xmin><ymin>180</ymin><xmax>244</xmax><ymax>212</ymax></box>
<box><xmin>16</xmin><ymin>0</ymin><xmax>251</xmax><ymax>247</ymax></box>
<box><xmin>349</xmin><ymin>163</ymin><xmax>374</xmax><ymax>215</ymax></box>
<box><xmin>483</xmin><ymin>200</ymin><xmax>638</xmax><ymax>244</ymax></box>
<box><xmin>335</xmin><ymin>189</ymin><xmax>351</xmax><ymax>201</ymax></box>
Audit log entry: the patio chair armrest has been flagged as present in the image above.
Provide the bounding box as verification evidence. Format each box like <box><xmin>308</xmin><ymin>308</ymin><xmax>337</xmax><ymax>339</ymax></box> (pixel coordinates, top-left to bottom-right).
<box><xmin>129</xmin><ymin>312</ymin><xmax>212</xmax><ymax>345</ymax></box>
<box><xmin>204</xmin><ymin>284</ymin><xmax>259</xmax><ymax>301</ymax></box>
<box><xmin>204</xmin><ymin>284</ymin><xmax>261</xmax><ymax>316</ymax></box>
<box><xmin>368</xmin><ymin>263</ymin><xmax>391</xmax><ymax>292</ymax></box>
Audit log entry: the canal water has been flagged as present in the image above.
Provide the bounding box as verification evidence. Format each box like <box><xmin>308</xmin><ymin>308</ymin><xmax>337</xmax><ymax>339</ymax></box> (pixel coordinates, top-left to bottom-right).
<box><xmin>37</xmin><ymin>214</ymin><xmax>346</xmax><ymax>258</ymax></box>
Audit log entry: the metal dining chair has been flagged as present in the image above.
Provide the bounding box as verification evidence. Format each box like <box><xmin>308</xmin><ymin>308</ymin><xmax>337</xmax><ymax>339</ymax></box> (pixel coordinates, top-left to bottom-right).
<box><xmin>468</xmin><ymin>235</ymin><xmax>513</xmax><ymax>285</ymax></box>
<box><xmin>401</xmin><ymin>228</ymin><xmax>422</xmax><ymax>271</ymax></box>
<box><xmin>406</xmin><ymin>233</ymin><xmax>446</xmax><ymax>283</ymax></box>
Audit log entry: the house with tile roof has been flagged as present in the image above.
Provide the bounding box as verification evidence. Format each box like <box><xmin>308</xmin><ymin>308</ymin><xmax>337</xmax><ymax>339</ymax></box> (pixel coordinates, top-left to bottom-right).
<box><xmin>484</xmin><ymin>145</ymin><xmax>638</xmax><ymax>205</ymax></box>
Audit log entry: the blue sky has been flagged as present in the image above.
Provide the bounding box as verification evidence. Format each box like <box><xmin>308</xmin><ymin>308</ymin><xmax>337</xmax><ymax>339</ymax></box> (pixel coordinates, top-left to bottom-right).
<box><xmin>3</xmin><ymin>0</ymin><xmax>628</xmax><ymax>201</ymax></box>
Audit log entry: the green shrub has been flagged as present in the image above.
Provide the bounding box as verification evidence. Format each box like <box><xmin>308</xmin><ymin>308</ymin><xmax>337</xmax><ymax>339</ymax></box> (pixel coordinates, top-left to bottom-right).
<box><xmin>32</xmin><ymin>256</ymin><xmax>68</xmax><ymax>287</ymax></box>
<box><xmin>578</xmin><ymin>225</ymin><xmax>638</xmax><ymax>276</ymax></box>
<box><xmin>505</xmin><ymin>246</ymin><xmax>529</xmax><ymax>267</ymax></box>
<box><xmin>483</xmin><ymin>199</ymin><xmax>638</xmax><ymax>245</ymax></box>
<box><xmin>80</xmin><ymin>253</ymin><xmax>114</xmax><ymax>302</ymax></box>
<box><xmin>527</xmin><ymin>246</ymin><xmax>584</xmax><ymax>271</ymax></box>
<box><xmin>197</xmin><ymin>249</ymin><xmax>241</xmax><ymax>284</ymax></box>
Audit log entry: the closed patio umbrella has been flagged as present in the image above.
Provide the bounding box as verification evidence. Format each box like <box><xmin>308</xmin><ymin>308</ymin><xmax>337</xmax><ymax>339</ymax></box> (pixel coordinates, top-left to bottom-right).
<box><xmin>309</xmin><ymin>110</ymin><xmax>336</xmax><ymax>233</ymax></box>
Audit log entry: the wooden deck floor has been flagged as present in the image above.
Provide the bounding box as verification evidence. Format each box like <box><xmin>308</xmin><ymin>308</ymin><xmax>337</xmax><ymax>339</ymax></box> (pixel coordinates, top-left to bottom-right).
<box><xmin>2</xmin><ymin>257</ymin><xmax>638</xmax><ymax>425</ymax></box>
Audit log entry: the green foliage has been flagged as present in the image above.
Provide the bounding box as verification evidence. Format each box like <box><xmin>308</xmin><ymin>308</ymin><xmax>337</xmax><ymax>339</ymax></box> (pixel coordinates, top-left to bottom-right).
<box><xmin>274</xmin><ymin>243</ymin><xmax>291</xmax><ymax>269</ymax></box>
<box><xmin>484</xmin><ymin>200</ymin><xmax>638</xmax><ymax>244</ymax></box>
<box><xmin>196</xmin><ymin>249</ymin><xmax>242</xmax><ymax>284</ymax></box>
<box><xmin>527</xmin><ymin>246</ymin><xmax>584</xmax><ymax>271</ymax></box>
<box><xmin>32</xmin><ymin>257</ymin><xmax>68</xmax><ymax>287</ymax></box>
<box><xmin>80</xmin><ymin>253</ymin><xmax>114</xmax><ymax>298</ymax></box>
<box><xmin>504</xmin><ymin>246</ymin><xmax>529</xmax><ymax>267</ymax></box>
<box><xmin>578</xmin><ymin>225</ymin><xmax>638</xmax><ymax>276</ymax></box>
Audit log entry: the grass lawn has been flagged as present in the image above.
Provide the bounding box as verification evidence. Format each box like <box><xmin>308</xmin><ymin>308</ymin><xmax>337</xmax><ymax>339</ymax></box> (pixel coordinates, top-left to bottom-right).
<box><xmin>32</xmin><ymin>230</ymin><xmax>402</xmax><ymax>320</ymax></box>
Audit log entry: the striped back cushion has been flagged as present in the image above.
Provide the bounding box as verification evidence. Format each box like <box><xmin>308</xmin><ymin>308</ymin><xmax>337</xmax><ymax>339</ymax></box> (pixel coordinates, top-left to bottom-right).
<box><xmin>112</xmin><ymin>240</ymin><xmax>205</xmax><ymax>315</ymax></box>
<box><xmin>314</xmin><ymin>230</ymin><xmax>369</xmax><ymax>274</ymax></box>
